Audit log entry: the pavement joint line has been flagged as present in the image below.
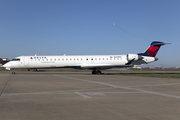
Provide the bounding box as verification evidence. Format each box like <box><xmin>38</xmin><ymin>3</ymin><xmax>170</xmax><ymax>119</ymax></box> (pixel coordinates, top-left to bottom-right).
<box><xmin>85</xmin><ymin>92</ymin><xmax>143</xmax><ymax>94</ymax></box>
<box><xmin>55</xmin><ymin>75</ymin><xmax>180</xmax><ymax>99</ymax></box>
<box><xmin>2</xmin><ymin>91</ymin><xmax>145</xmax><ymax>97</ymax></box>
<box><xmin>0</xmin><ymin>74</ymin><xmax>12</xmax><ymax>97</ymax></box>
<box><xmin>74</xmin><ymin>92</ymin><xmax>92</xmax><ymax>98</ymax></box>
<box><xmin>85</xmin><ymin>92</ymin><xmax>106</xmax><ymax>96</ymax></box>
<box><xmin>2</xmin><ymin>87</ymin><xmax>113</xmax><ymax>96</ymax></box>
<box><xmin>2</xmin><ymin>92</ymin><xmax>74</xmax><ymax>96</ymax></box>
<box><xmin>128</xmin><ymin>83</ymin><xmax>180</xmax><ymax>88</ymax></box>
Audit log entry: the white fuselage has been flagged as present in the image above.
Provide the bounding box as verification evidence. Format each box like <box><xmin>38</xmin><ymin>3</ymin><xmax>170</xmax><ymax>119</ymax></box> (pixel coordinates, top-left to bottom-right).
<box><xmin>3</xmin><ymin>54</ymin><xmax>156</xmax><ymax>70</ymax></box>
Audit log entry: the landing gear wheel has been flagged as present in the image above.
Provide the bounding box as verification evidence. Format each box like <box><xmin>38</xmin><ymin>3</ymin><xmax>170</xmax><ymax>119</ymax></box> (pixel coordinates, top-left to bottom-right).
<box><xmin>92</xmin><ymin>70</ymin><xmax>102</xmax><ymax>74</ymax></box>
<box><xmin>33</xmin><ymin>69</ymin><xmax>38</xmax><ymax>72</ymax></box>
<box><xmin>92</xmin><ymin>70</ymin><xmax>97</xmax><ymax>74</ymax></box>
<box><xmin>97</xmin><ymin>70</ymin><xmax>102</xmax><ymax>74</ymax></box>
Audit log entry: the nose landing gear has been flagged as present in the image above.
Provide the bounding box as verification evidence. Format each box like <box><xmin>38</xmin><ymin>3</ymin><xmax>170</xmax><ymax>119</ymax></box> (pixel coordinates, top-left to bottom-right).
<box><xmin>12</xmin><ymin>69</ymin><xmax>16</xmax><ymax>74</ymax></box>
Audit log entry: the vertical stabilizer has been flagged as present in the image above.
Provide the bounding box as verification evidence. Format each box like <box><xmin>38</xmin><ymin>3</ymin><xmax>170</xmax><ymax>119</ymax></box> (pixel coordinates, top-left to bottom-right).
<box><xmin>138</xmin><ymin>41</ymin><xmax>170</xmax><ymax>57</ymax></box>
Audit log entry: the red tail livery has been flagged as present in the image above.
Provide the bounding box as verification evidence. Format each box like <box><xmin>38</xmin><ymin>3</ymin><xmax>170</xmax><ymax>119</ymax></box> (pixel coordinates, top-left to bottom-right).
<box><xmin>138</xmin><ymin>41</ymin><xmax>170</xmax><ymax>57</ymax></box>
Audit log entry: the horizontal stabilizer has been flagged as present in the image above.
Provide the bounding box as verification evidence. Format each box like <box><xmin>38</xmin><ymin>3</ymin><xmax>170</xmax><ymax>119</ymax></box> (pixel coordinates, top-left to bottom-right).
<box><xmin>151</xmin><ymin>42</ymin><xmax>172</xmax><ymax>46</ymax></box>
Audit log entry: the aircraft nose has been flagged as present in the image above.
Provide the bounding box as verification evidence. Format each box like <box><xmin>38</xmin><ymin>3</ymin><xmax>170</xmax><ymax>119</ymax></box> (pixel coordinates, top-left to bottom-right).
<box><xmin>3</xmin><ymin>62</ymin><xmax>10</xmax><ymax>68</ymax></box>
<box><xmin>3</xmin><ymin>64</ymin><xmax>7</xmax><ymax>68</ymax></box>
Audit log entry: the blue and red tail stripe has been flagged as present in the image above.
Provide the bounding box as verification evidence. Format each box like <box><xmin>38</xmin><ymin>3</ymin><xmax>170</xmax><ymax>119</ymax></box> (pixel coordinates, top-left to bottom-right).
<box><xmin>138</xmin><ymin>41</ymin><xmax>168</xmax><ymax>57</ymax></box>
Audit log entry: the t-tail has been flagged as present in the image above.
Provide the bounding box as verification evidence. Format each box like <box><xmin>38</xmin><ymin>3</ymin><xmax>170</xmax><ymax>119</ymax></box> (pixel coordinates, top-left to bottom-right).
<box><xmin>138</xmin><ymin>41</ymin><xmax>171</xmax><ymax>57</ymax></box>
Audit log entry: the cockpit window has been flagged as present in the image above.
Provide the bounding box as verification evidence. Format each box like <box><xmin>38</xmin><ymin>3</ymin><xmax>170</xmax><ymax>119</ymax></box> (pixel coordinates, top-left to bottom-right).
<box><xmin>12</xmin><ymin>59</ymin><xmax>20</xmax><ymax>61</ymax></box>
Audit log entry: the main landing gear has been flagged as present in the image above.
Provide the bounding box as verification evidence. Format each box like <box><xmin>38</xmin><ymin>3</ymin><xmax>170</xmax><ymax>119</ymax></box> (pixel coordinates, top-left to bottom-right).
<box><xmin>92</xmin><ymin>70</ymin><xmax>102</xmax><ymax>74</ymax></box>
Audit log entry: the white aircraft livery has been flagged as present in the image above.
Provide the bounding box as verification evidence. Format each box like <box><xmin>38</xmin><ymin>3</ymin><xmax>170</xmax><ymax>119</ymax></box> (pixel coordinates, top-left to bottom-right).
<box><xmin>1</xmin><ymin>41</ymin><xmax>170</xmax><ymax>74</ymax></box>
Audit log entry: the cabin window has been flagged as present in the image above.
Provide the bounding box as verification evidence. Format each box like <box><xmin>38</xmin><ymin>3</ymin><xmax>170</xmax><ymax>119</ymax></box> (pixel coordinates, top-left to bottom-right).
<box><xmin>77</xmin><ymin>58</ymin><xmax>79</xmax><ymax>61</ymax></box>
<box><xmin>86</xmin><ymin>58</ymin><xmax>88</xmax><ymax>60</ymax></box>
<box><xmin>91</xmin><ymin>58</ymin><xmax>93</xmax><ymax>60</ymax></box>
<box><xmin>106</xmin><ymin>58</ymin><xmax>108</xmax><ymax>60</ymax></box>
<box><xmin>99</xmin><ymin>58</ymin><xmax>101</xmax><ymax>60</ymax></box>
<box><xmin>81</xmin><ymin>58</ymin><xmax>83</xmax><ymax>60</ymax></box>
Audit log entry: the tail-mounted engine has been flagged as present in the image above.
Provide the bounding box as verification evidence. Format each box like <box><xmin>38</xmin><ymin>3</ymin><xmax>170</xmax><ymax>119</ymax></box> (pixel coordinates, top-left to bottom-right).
<box><xmin>127</xmin><ymin>54</ymin><xmax>143</xmax><ymax>61</ymax></box>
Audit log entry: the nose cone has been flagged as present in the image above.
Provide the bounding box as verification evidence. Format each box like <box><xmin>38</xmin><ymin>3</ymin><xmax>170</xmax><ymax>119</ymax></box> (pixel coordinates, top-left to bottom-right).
<box><xmin>3</xmin><ymin>62</ymin><xmax>10</xmax><ymax>68</ymax></box>
<box><xmin>2</xmin><ymin>62</ymin><xmax>11</xmax><ymax>70</ymax></box>
<box><xmin>155</xmin><ymin>58</ymin><xmax>158</xmax><ymax>61</ymax></box>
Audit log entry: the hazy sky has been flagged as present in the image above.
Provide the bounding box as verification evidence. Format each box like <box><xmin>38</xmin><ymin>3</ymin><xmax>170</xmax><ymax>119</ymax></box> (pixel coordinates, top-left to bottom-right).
<box><xmin>0</xmin><ymin>0</ymin><xmax>180</xmax><ymax>67</ymax></box>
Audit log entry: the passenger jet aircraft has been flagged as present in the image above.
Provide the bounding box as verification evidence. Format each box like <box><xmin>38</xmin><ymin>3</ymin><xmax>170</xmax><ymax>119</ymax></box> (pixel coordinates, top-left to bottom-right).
<box><xmin>1</xmin><ymin>41</ymin><xmax>170</xmax><ymax>74</ymax></box>
<box><xmin>154</xmin><ymin>65</ymin><xmax>163</xmax><ymax>69</ymax></box>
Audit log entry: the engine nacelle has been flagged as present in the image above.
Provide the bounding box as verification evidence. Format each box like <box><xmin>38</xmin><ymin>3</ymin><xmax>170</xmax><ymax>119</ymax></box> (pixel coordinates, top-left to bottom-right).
<box><xmin>127</xmin><ymin>54</ymin><xmax>143</xmax><ymax>61</ymax></box>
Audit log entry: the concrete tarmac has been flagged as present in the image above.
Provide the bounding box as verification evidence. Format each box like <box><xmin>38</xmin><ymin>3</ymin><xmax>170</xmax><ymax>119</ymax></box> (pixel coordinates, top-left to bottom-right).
<box><xmin>0</xmin><ymin>71</ymin><xmax>180</xmax><ymax>120</ymax></box>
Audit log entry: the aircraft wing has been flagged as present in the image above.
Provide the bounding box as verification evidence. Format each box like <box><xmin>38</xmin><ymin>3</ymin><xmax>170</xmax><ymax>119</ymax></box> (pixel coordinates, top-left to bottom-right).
<box><xmin>80</xmin><ymin>64</ymin><xmax>133</xmax><ymax>69</ymax></box>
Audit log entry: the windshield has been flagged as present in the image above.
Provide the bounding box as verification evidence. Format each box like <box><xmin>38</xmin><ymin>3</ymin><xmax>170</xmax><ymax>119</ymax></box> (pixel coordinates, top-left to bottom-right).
<box><xmin>12</xmin><ymin>58</ymin><xmax>20</xmax><ymax>61</ymax></box>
